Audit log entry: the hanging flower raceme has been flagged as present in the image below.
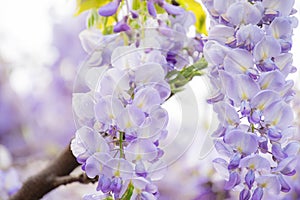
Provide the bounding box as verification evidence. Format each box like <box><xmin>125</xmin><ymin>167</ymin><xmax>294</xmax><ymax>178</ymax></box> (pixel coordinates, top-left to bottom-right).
<box><xmin>71</xmin><ymin>2</ymin><xmax>206</xmax><ymax>198</ymax></box>
<box><xmin>203</xmin><ymin>0</ymin><xmax>299</xmax><ymax>199</ymax></box>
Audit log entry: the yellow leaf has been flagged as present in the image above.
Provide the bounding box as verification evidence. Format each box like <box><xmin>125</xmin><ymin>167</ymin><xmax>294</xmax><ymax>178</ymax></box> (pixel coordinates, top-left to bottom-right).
<box><xmin>75</xmin><ymin>0</ymin><xmax>112</xmax><ymax>16</ymax></box>
<box><xmin>95</xmin><ymin>15</ymin><xmax>116</xmax><ymax>34</ymax></box>
<box><xmin>177</xmin><ymin>0</ymin><xmax>207</xmax><ymax>35</ymax></box>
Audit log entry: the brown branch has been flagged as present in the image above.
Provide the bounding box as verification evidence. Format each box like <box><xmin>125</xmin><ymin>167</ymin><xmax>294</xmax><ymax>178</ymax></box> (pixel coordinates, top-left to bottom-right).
<box><xmin>10</xmin><ymin>144</ymin><xmax>81</xmax><ymax>200</ymax></box>
<box><xmin>53</xmin><ymin>173</ymin><xmax>98</xmax><ymax>187</ymax></box>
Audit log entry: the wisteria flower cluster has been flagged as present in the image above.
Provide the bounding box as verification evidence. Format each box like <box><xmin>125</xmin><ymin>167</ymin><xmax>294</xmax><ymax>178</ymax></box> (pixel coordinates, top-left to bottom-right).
<box><xmin>203</xmin><ymin>0</ymin><xmax>299</xmax><ymax>199</ymax></box>
<box><xmin>71</xmin><ymin>2</ymin><xmax>205</xmax><ymax>199</ymax></box>
<box><xmin>96</xmin><ymin>0</ymin><xmax>185</xmax><ymax>33</ymax></box>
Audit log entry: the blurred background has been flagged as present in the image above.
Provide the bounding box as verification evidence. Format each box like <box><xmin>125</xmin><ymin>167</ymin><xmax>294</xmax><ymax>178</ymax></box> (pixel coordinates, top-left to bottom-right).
<box><xmin>0</xmin><ymin>0</ymin><xmax>300</xmax><ymax>199</ymax></box>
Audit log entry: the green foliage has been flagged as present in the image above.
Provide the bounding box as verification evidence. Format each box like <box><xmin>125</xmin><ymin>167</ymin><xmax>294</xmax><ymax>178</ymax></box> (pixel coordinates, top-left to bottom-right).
<box><xmin>75</xmin><ymin>0</ymin><xmax>111</xmax><ymax>16</ymax></box>
<box><xmin>120</xmin><ymin>182</ymin><xmax>134</xmax><ymax>200</ymax></box>
<box><xmin>167</xmin><ymin>57</ymin><xmax>208</xmax><ymax>93</ymax></box>
<box><xmin>104</xmin><ymin>196</ymin><xmax>114</xmax><ymax>200</ymax></box>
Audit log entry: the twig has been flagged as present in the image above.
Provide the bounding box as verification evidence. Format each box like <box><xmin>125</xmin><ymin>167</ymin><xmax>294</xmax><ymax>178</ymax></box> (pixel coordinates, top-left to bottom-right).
<box><xmin>53</xmin><ymin>173</ymin><xmax>98</xmax><ymax>187</ymax></box>
<box><xmin>9</xmin><ymin>144</ymin><xmax>81</xmax><ymax>200</ymax></box>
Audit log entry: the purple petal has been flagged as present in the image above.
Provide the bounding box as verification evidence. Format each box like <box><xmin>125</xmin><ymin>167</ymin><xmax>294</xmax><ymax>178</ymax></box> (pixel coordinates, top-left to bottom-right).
<box><xmin>224</xmin><ymin>171</ymin><xmax>240</xmax><ymax>190</ymax></box>
<box><xmin>236</xmin><ymin>24</ymin><xmax>264</xmax><ymax>49</ymax></box>
<box><xmin>262</xmin><ymin>0</ymin><xmax>295</xmax><ymax>16</ymax></box>
<box><xmin>241</xmin><ymin>100</ymin><xmax>251</xmax><ymax>116</ymax></box>
<box><xmin>130</xmin><ymin>10</ymin><xmax>139</xmax><ymax>18</ymax></box>
<box><xmin>98</xmin><ymin>1</ymin><xmax>120</xmax><ymax>17</ymax></box>
<box><xmin>94</xmin><ymin>95</ymin><xmax>124</xmax><ymax>124</ymax></box>
<box><xmin>98</xmin><ymin>68</ymin><xmax>130</xmax><ymax>98</ymax></box>
<box><xmin>137</xmin><ymin>106</ymin><xmax>168</xmax><ymax>141</ymax></box>
<box><xmin>224</xmin><ymin>130</ymin><xmax>258</xmax><ymax>155</ymax></box>
<box><xmin>228</xmin><ymin>153</ymin><xmax>241</xmax><ymax>170</ymax></box>
<box><xmin>258</xmin><ymin>140</ymin><xmax>268</xmax><ymax>154</ymax></box>
<box><xmin>248</xmin><ymin>109</ymin><xmax>261</xmax><ymax>124</ymax></box>
<box><xmin>267</xmin><ymin>127</ymin><xmax>282</xmax><ymax>141</ymax></box>
<box><xmin>273</xmin><ymin>156</ymin><xmax>298</xmax><ymax>176</ymax></box>
<box><xmin>250</xmin><ymin>90</ymin><xmax>281</xmax><ymax>111</ymax></box>
<box><xmin>264</xmin><ymin>101</ymin><xmax>294</xmax><ymax>130</ymax></box>
<box><xmin>283</xmin><ymin>142</ymin><xmax>300</xmax><ymax>156</ymax></box>
<box><xmin>253</xmin><ymin>36</ymin><xmax>281</xmax><ymax>62</ymax></box>
<box><xmin>259</xmin><ymin>70</ymin><xmax>285</xmax><ymax>90</ymax></box>
<box><xmin>212</xmin><ymin>158</ymin><xmax>229</xmax><ymax>180</ymax></box>
<box><xmin>226</xmin><ymin>1</ymin><xmax>262</xmax><ymax>26</ymax></box>
<box><xmin>224</xmin><ymin>49</ymin><xmax>254</xmax><ymax>74</ymax></box>
<box><xmin>146</xmin><ymin>160</ymin><xmax>167</xmax><ymax>181</ymax></box>
<box><xmin>135</xmin><ymin>160</ymin><xmax>147</xmax><ymax>178</ymax></box>
<box><xmin>133</xmin><ymin>87</ymin><xmax>161</xmax><ymax>113</ymax></box>
<box><xmin>256</xmin><ymin>175</ymin><xmax>280</xmax><ymax>194</ymax></box>
<box><xmin>239</xmin><ymin>154</ymin><xmax>270</xmax><ymax>171</ymax></box>
<box><xmin>268</xmin><ymin>17</ymin><xmax>292</xmax><ymax>39</ymax></box>
<box><xmin>135</xmin><ymin>63</ymin><xmax>165</xmax><ymax>85</ymax></box>
<box><xmin>278</xmin><ymin>175</ymin><xmax>291</xmax><ymax>193</ymax></box>
<box><xmin>245</xmin><ymin>170</ymin><xmax>255</xmax><ymax>189</ymax></box>
<box><xmin>208</xmin><ymin>25</ymin><xmax>235</xmax><ymax>45</ymax></box>
<box><xmin>219</xmin><ymin>71</ymin><xmax>260</xmax><ymax>104</ymax></box>
<box><xmin>213</xmin><ymin>101</ymin><xmax>240</xmax><ymax>126</ymax></box>
<box><xmin>151</xmin><ymin>81</ymin><xmax>171</xmax><ymax>102</ymax></box>
<box><xmin>239</xmin><ymin>188</ymin><xmax>251</xmax><ymax>200</ymax></box>
<box><xmin>162</xmin><ymin>2</ymin><xmax>184</xmax><ymax>15</ymax></box>
<box><xmin>103</xmin><ymin>158</ymin><xmax>134</xmax><ymax>179</ymax></box>
<box><xmin>71</xmin><ymin>126</ymin><xmax>109</xmax><ymax>163</ymax></box>
<box><xmin>271</xmin><ymin>143</ymin><xmax>287</xmax><ymax>161</ymax></box>
<box><xmin>97</xmin><ymin>175</ymin><xmax>111</xmax><ymax>193</ymax></box>
<box><xmin>85</xmin><ymin>153</ymin><xmax>112</xmax><ymax>178</ymax></box>
<box><xmin>203</xmin><ymin>41</ymin><xmax>228</xmax><ymax>66</ymax></box>
<box><xmin>113</xmin><ymin>21</ymin><xmax>131</xmax><ymax>33</ymax></box>
<box><xmin>141</xmin><ymin>191</ymin><xmax>156</xmax><ymax>200</ymax></box>
<box><xmin>117</xmin><ymin>105</ymin><xmax>145</xmax><ymax>131</ymax></box>
<box><xmin>125</xmin><ymin>139</ymin><xmax>158</xmax><ymax>161</ymax></box>
<box><xmin>145</xmin><ymin>183</ymin><xmax>158</xmax><ymax>194</ymax></box>
<box><xmin>274</xmin><ymin>53</ymin><xmax>293</xmax><ymax>76</ymax></box>
<box><xmin>110</xmin><ymin>177</ymin><xmax>122</xmax><ymax>194</ymax></box>
<box><xmin>207</xmin><ymin>91</ymin><xmax>225</xmax><ymax>104</ymax></box>
<box><xmin>212</xmin><ymin>124</ymin><xmax>226</xmax><ymax>137</ymax></box>
<box><xmin>252</xmin><ymin>187</ymin><xmax>263</xmax><ymax>200</ymax></box>
<box><xmin>79</xmin><ymin>29</ymin><xmax>103</xmax><ymax>53</ymax></box>
<box><xmin>147</xmin><ymin>1</ymin><xmax>157</xmax><ymax>17</ymax></box>
<box><xmin>214</xmin><ymin>140</ymin><xmax>234</xmax><ymax>158</ymax></box>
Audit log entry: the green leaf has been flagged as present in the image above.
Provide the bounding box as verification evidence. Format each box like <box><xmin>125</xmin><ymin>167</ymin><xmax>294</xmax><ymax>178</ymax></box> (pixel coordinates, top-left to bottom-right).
<box><xmin>120</xmin><ymin>181</ymin><xmax>134</xmax><ymax>200</ymax></box>
<box><xmin>104</xmin><ymin>197</ymin><xmax>114</xmax><ymax>200</ymax></box>
<box><xmin>193</xmin><ymin>57</ymin><xmax>208</xmax><ymax>70</ymax></box>
<box><xmin>167</xmin><ymin>57</ymin><xmax>207</xmax><ymax>95</ymax></box>
<box><xmin>132</xmin><ymin>0</ymin><xmax>141</xmax><ymax>10</ymax></box>
<box><xmin>75</xmin><ymin>0</ymin><xmax>111</xmax><ymax>16</ymax></box>
<box><xmin>176</xmin><ymin>0</ymin><xmax>207</xmax><ymax>35</ymax></box>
